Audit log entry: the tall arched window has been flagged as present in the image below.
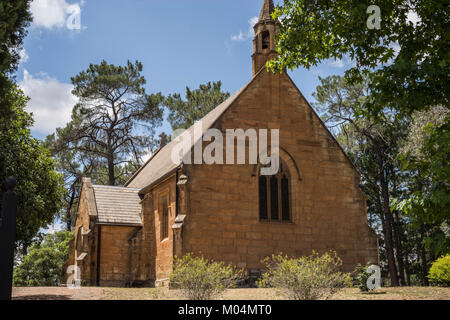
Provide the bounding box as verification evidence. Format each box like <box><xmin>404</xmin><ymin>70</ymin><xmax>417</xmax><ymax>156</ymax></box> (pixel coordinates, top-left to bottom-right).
<box><xmin>262</xmin><ymin>31</ymin><xmax>270</xmax><ymax>50</ymax></box>
<box><xmin>161</xmin><ymin>195</ymin><xmax>169</xmax><ymax>240</ymax></box>
<box><xmin>259</xmin><ymin>162</ymin><xmax>291</xmax><ymax>222</ymax></box>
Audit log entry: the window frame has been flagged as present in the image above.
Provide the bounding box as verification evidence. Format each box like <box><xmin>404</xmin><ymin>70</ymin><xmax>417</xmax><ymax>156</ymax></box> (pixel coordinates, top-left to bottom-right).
<box><xmin>158</xmin><ymin>191</ymin><xmax>170</xmax><ymax>241</ymax></box>
<box><xmin>258</xmin><ymin>162</ymin><xmax>292</xmax><ymax>223</ymax></box>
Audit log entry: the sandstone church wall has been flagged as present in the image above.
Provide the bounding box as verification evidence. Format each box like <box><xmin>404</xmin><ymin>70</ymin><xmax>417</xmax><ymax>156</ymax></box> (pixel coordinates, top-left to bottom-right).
<box><xmin>182</xmin><ymin>70</ymin><xmax>378</xmax><ymax>272</ymax></box>
<box><xmin>70</xmin><ymin>180</ymin><xmax>97</xmax><ymax>286</ymax></box>
<box><xmin>98</xmin><ymin>225</ymin><xmax>138</xmax><ymax>287</ymax></box>
<box><xmin>142</xmin><ymin>176</ymin><xmax>177</xmax><ymax>286</ymax></box>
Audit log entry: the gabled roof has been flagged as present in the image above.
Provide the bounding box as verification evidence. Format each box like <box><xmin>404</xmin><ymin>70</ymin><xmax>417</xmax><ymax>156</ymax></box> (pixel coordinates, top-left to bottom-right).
<box><xmin>125</xmin><ymin>66</ymin><xmax>361</xmax><ymax>193</ymax></box>
<box><xmin>92</xmin><ymin>185</ymin><xmax>142</xmax><ymax>226</ymax></box>
<box><xmin>125</xmin><ymin>70</ymin><xmax>261</xmax><ymax>191</ymax></box>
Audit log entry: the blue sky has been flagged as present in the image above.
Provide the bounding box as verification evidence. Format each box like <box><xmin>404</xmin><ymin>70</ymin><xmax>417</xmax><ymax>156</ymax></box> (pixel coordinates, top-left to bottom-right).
<box><xmin>18</xmin><ymin>0</ymin><xmax>350</xmax><ymax>141</ymax></box>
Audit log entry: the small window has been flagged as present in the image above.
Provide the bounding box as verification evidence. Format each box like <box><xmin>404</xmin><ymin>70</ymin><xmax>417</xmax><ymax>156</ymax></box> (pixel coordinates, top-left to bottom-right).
<box><xmin>161</xmin><ymin>196</ymin><xmax>169</xmax><ymax>240</ymax></box>
<box><xmin>262</xmin><ymin>31</ymin><xmax>270</xmax><ymax>50</ymax></box>
<box><xmin>259</xmin><ymin>162</ymin><xmax>291</xmax><ymax>222</ymax></box>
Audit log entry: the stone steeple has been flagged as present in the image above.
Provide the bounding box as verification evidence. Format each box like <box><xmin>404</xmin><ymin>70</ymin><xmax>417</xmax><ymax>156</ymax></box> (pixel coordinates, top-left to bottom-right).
<box><xmin>259</xmin><ymin>0</ymin><xmax>275</xmax><ymax>21</ymax></box>
<box><xmin>252</xmin><ymin>0</ymin><xmax>279</xmax><ymax>75</ymax></box>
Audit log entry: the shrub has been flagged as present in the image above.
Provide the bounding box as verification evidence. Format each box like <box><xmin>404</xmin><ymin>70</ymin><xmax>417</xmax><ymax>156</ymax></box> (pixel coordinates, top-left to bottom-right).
<box><xmin>258</xmin><ymin>251</ymin><xmax>352</xmax><ymax>300</ymax></box>
<box><xmin>169</xmin><ymin>253</ymin><xmax>244</xmax><ymax>300</ymax></box>
<box><xmin>13</xmin><ymin>231</ymin><xmax>74</xmax><ymax>287</ymax></box>
<box><xmin>428</xmin><ymin>255</ymin><xmax>450</xmax><ymax>287</ymax></box>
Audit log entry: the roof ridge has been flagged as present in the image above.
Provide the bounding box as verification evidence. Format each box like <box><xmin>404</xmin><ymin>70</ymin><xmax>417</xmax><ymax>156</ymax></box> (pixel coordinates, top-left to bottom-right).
<box><xmin>125</xmin><ymin>68</ymin><xmax>265</xmax><ymax>190</ymax></box>
<box><xmin>92</xmin><ymin>185</ymin><xmax>141</xmax><ymax>191</ymax></box>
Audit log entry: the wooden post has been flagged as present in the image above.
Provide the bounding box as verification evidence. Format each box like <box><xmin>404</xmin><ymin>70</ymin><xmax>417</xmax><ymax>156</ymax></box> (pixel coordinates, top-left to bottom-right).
<box><xmin>0</xmin><ymin>177</ymin><xmax>18</xmax><ymax>300</ymax></box>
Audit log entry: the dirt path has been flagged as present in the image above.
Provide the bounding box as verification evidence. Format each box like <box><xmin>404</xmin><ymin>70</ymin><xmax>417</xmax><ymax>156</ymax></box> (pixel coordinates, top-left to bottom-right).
<box><xmin>12</xmin><ymin>286</ymin><xmax>450</xmax><ymax>300</ymax></box>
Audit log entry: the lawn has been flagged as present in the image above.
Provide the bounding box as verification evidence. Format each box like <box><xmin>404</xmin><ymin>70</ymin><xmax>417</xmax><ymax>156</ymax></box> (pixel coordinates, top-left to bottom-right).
<box><xmin>12</xmin><ymin>286</ymin><xmax>450</xmax><ymax>300</ymax></box>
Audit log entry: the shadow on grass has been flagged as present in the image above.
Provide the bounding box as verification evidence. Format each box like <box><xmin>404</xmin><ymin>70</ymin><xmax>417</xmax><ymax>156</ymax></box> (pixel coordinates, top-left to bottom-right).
<box><xmin>360</xmin><ymin>291</ymin><xmax>388</xmax><ymax>295</ymax></box>
<box><xmin>13</xmin><ymin>295</ymin><xmax>72</xmax><ymax>300</ymax></box>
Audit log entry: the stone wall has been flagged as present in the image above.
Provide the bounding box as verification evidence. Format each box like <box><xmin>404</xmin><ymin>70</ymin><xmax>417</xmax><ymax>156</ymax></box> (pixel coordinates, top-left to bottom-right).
<box><xmin>98</xmin><ymin>225</ymin><xmax>139</xmax><ymax>287</ymax></box>
<box><xmin>66</xmin><ymin>178</ymin><xmax>98</xmax><ymax>286</ymax></box>
<box><xmin>181</xmin><ymin>69</ymin><xmax>379</xmax><ymax>272</ymax></box>
<box><xmin>141</xmin><ymin>176</ymin><xmax>177</xmax><ymax>286</ymax></box>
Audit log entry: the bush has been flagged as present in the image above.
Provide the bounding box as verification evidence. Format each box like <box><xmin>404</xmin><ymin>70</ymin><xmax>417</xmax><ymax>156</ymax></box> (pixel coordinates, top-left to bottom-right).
<box><xmin>258</xmin><ymin>251</ymin><xmax>351</xmax><ymax>300</ymax></box>
<box><xmin>13</xmin><ymin>231</ymin><xmax>74</xmax><ymax>287</ymax></box>
<box><xmin>169</xmin><ymin>253</ymin><xmax>244</xmax><ymax>300</ymax></box>
<box><xmin>428</xmin><ymin>255</ymin><xmax>450</xmax><ymax>287</ymax></box>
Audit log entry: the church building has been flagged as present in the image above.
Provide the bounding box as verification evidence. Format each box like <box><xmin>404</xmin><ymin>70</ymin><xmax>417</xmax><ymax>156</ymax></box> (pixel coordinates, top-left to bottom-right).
<box><xmin>65</xmin><ymin>0</ymin><xmax>378</xmax><ymax>287</ymax></box>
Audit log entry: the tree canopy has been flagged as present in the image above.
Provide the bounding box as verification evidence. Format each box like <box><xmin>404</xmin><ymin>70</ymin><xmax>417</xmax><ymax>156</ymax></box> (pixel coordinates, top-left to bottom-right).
<box><xmin>314</xmin><ymin>74</ymin><xmax>448</xmax><ymax>286</ymax></box>
<box><xmin>0</xmin><ymin>0</ymin><xmax>31</xmax><ymax>77</ymax></box>
<box><xmin>165</xmin><ymin>81</ymin><xmax>230</xmax><ymax>131</ymax></box>
<box><xmin>13</xmin><ymin>231</ymin><xmax>74</xmax><ymax>287</ymax></box>
<box><xmin>52</xmin><ymin>60</ymin><xmax>164</xmax><ymax>186</ymax></box>
<box><xmin>269</xmin><ymin>0</ymin><xmax>449</xmax><ymax>116</ymax></box>
<box><xmin>0</xmin><ymin>0</ymin><xmax>32</xmax><ymax>119</ymax></box>
<box><xmin>0</xmin><ymin>86</ymin><xmax>65</xmax><ymax>250</ymax></box>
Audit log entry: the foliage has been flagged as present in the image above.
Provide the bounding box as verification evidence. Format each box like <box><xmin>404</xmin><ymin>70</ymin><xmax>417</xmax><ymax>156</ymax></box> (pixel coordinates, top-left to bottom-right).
<box><xmin>269</xmin><ymin>0</ymin><xmax>449</xmax><ymax>117</ymax></box>
<box><xmin>52</xmin><ymin>60</ymin><xmax>164</xmax><ymax>186</ymax></box>
<box><xmin>0</xmin><ymin>0</ymin><xmax>31</xmax><ymax>75</ymax></box>
<box><xmin>314</xmin><ymin>74</ymin><xmax>407</xmax><ymax>286</ymax></box>
<box><xmin>0</xmin><ymin>86</ymin><xmax>65</xmax><ymax>249</ymax></box>
<box><xmin>0</xmin><ymin>0</ymin><xmax>32</xmax><ymax>127</ymax></box>
<box><xmin>258</xmin><ymin>252</ymin><xmax>351</xmax><ymax>300</ymax></box>
<box><xmin>169</xmin><ymin>253</ymin><xmax>244</xmax><ymax>300</ymax></box>
<box><xmin>400</xmin><ymin>106</ymin><xmax>449</xmax><ymax>160</ymax></box>
<box><xmin>393</xmin><ymin>109</ymin><xmax>450</xmax><ymax>256</ymax></box>
<box><xmin>428</xmin><ymin>255</ymin><xmax>450</xmax><ymax>287</ymax></box>
<box><xmin>165</xmin><ymin>81</ymin><xmax>230</xmax><ymax>131</ymax></box>
<box><xmin>13</xmin><ymin>231</ymin><xmax>74</xmax><ymax>287</ymax></box>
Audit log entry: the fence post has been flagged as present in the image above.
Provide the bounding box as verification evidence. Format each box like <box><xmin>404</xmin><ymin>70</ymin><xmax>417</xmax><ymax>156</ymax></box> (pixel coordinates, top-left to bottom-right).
<box><xmin>0</xmin><ymin>177</ymin><xmax>18</xmax><ymax>300</ymax></box>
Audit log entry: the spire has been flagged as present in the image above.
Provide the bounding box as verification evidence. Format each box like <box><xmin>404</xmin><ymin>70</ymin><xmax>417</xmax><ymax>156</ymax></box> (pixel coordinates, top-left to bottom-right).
<box><xmin>259</xmin><ymin>0</ymin><xmax>275</xmax><ymax>21</ymax></box>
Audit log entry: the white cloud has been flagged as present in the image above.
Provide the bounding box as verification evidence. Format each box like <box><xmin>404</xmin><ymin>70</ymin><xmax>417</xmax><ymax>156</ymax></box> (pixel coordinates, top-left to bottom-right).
<box><xmin>231</xmin><ymin>31</ymin><xmax>246</xmax><ymax>42</ymax></box>
<box><xmin>248</xmin><ymin>16</ymin><xmax>259</xmax><ymax>32</ymax></box>
<box><xmin>329</xmin><ymin>59</ymin><xmax>344</xmax><ymax>68</ymax></box>
<box><xmin>30</xmin><ymin>0</ymin><xmax>84</xmax><ymax>30</ymax></box>
<box><xmin>327</xmin><ymin>56</ymin><xmax>356</xmax><ymax>69</ymax></box>
<box><xmin>19</xmin><ymin>48</ymin><xmax>29</xmax><ymax>64</ymax></box>
<box><xmin>231</xmin><ymin>16</ymin><xmax>259</xmax><ymax>42</ymax></box>
<box><xmin>19</xmin><ymin>70</ymin><xmax>77</xmax><ymax>135</ymax></box>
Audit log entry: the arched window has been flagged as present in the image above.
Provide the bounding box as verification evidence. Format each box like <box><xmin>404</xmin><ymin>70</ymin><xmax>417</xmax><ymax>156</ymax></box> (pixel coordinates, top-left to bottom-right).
<box><xmin>161</xmin><ymin>195</ymin><xmax>169</xmax><ymax>240</ymax></box>
<box><xmin>259</xmin><ymin>162</ymin><xmax>291</xmax><ymax>222</ymax></box>
<box><xmin>76</xmin><ymin>227</ymin><xmax>83</xmax><ymax>251</ymax></box>
<box><xmin>262</xmin><ymin>31</ymin><xmax>270</xmax><ymax>50</ymax></box>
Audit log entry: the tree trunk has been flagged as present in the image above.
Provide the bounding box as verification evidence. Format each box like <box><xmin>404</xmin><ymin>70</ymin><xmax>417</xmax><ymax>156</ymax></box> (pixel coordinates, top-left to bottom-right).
<box><xmin>107</xmin><ymin>155</ymin><xmax>115</xmax><ymax>186</ymax></box>
<box><xmin>393</xmin><ymin>209</ymin><xmax>406</xmax><ymax>286</ymax></box>
<box><xmin>419</xmin><ymin>224</ymin><xmax>429</xmax><ymax>286</ymax></box>
<box><xmin>66</xmin><ymin>186</ymin><xmax>76</xmax><ymax>231</ymax></box>
<box><xmin>107</xmin><ymin>136</ymin><xmax>115</xmax><ymax>186</ymax></box>
<box><xmin>377</xmin><ymin>151</ymin><xmax>399</xmax><ymax>287</ymax></box>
